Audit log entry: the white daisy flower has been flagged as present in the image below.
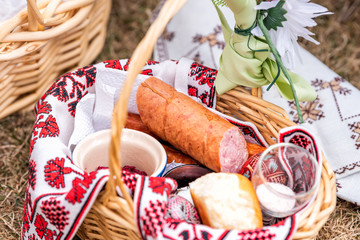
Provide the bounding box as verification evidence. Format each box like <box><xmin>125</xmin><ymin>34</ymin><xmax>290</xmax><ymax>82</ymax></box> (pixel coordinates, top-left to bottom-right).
<box><xmin>253</xmin><ymin>0</ymin><xmax>332</xmax><ymax>69</ymax></box>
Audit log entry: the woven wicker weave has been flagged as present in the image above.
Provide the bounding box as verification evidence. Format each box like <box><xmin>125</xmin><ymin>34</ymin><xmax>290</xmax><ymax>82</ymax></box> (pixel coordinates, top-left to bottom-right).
<box><xmin>77</xmin><ymin>0</ymin><xmax>337</xmax><ymax>239</ymax></box>
<box><xmin>0</xmin><ymin>0</ymin><xmax>111</xmax><ymax>119</ymax></box>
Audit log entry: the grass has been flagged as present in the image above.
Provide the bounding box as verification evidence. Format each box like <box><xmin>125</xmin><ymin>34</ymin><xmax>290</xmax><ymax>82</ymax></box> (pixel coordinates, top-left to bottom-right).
<box><xmin>0</xmin><ymin>112</ymin><xmax>34</xmax><ymax>239</ymax></box>
<box><xmin>0</xmin><ymin>0</ymin><xmax>359</xmax><ymax>239</ymax></box>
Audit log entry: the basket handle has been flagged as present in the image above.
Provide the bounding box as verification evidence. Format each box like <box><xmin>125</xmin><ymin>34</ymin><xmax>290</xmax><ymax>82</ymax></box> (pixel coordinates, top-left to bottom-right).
<box><xmin>102</xmin><ymin>0</ymin><xmax>189</xmax><ymax>209</ymax></box>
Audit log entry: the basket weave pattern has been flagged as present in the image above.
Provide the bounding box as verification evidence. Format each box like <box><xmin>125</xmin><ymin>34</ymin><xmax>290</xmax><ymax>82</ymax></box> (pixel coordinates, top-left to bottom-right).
<box><xmin>0</xmin><ymin>0</ymin><xmax>111</xmax><ymax>119</ymax></box>
<box><xmin>77</xmin><ymin>0</ymin><xmax>336</xmax><ymax>239</ymax></box>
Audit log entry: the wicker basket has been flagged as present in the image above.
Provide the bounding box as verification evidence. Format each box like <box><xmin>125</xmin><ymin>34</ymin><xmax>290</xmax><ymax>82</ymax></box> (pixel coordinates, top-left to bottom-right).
<box><xmin>0</xmin><ymin>0</ymin><xmax>111</xmax><ymax>119</ymax></box>
<box><xmin>77</xmin><ymin>0</ymin><xmax>337</xmax><ymax>239</ymax></box>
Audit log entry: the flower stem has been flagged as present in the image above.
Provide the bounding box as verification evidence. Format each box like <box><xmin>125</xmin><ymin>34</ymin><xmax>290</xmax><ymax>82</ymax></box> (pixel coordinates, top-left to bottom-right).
<box><xmin>257</xmin><ymin>12</ymin><xmax>304</xmax><ymax>123</ymax></box>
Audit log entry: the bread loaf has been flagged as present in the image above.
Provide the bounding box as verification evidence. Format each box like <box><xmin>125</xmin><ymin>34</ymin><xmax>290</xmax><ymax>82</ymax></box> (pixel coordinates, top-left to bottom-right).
<box><xmin>189</xmin><ymin>172</ymin><xmax>262</xmax><ymax>230</ymax></box>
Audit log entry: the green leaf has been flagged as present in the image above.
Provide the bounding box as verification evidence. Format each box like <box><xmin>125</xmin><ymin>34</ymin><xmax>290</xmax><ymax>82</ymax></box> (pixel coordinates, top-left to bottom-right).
<box><xmin>262</xmin><ymin>0</ymin><xmax>287</xmax><ymax>31</ymax></box>
<box><xmin>211</xmin><ymin>0</ymin><xmax>227</xmax><ymax>7</ymax></box>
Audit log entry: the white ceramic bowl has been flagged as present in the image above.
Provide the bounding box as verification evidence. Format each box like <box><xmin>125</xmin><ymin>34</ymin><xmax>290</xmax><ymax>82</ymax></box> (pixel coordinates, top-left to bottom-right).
<box><xmin>72</xmin><ymin>128</ymin><xmax>167</xmax><ymax>177</ymax></box>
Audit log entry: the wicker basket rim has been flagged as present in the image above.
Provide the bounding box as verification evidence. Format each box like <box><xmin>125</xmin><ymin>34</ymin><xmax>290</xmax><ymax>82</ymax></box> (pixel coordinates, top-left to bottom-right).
<box><xmin>0</xmin><ymin>0</ymin><xmax>96</xmax><ymax>46</ymax></box>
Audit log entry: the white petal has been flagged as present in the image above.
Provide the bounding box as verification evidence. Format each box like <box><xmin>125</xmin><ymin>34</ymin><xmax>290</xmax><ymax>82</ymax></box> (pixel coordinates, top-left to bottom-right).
<box><xmin>254</xmin><ymin>0</ymin><xmax>328</xmax><ymax>69</ymax></box>
<box><xmin>298</xmin><ymin>2</ymin><xmax>329</xmax><ymax>14</ymax></box>
<box><xmin>313</xmin><ymin>11</ymin><xmax>333</xmax><ymax>18</ymax></box>
<box><xmin>254</xmin><ymin>0</ymin><xmax>280</xmax><ymax>10</ymax></box>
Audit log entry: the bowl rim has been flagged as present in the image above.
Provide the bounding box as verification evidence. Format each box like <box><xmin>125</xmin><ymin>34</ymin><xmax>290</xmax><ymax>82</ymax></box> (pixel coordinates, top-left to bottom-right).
<box><xmin>72</xmin><ymin>128</ymin><xmax>167</xmax><ymax>177</ymax></box>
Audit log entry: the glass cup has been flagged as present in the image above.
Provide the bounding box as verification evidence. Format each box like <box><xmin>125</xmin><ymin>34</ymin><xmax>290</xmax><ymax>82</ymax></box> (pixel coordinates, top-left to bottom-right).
<box><xmin>251</xmin><ymin>143</ymin><xmax>321</xmax><ymax>219</ymax></box>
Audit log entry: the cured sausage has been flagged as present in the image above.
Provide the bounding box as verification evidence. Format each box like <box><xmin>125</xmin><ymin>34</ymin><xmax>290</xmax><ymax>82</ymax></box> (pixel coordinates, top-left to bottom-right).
<box><xmin>126</xmin><ymin>112</ymin><xmax>265</xmax><ymax>163</ymax></box>
<box><xmin>125</xmin><ymin>112</ymin><xmax>155</xmax><ymax>137</ymax></box>
<box><xmin>246</xmin><ymin>142</ymin><xmax>266</xmax><ymax>158</ymax></box>
<box><xmin>162</xmin><ymin>144</ymin><xmax>199</xmax><ymax>165</ymax></box>
<box><xmin>136</xmin><ymin>77</ymin><xmax>248</xmax><ymax>173</ymax></box>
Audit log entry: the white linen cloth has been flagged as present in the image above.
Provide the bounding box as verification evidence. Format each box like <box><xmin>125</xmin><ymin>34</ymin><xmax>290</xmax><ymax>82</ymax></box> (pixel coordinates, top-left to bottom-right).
<box><xmin>153</xmin><ymin>0</ymin><xmax>360</xmax><ymax>204</ymax></box>
<box><xmin>68</xmin><ymin>59</ymin><xmax>178</xmax><ymax>151</ymax></box>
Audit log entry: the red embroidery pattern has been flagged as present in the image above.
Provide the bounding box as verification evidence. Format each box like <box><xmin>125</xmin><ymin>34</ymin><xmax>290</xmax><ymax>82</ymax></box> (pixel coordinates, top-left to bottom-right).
<box><xmin>289</xmin><ymin>135</ymin><xmax>313</xmax><ymax>154</ymax></box>
<box><xmin>38</xmin><ymin>115</ymin><xmax>60</xmax><ymax>138</ymax></box>
<box><xmin>22</xmin><ymin>192</ymin><xmax>32</xmax><ymax>236</ymax></box>
<box><xmin>44</xmin><ymin>157</ymin><xmax>74</xmax><ymax>189</ymax></box>
<box><xmin>189</xmin><ymin>62</ymin><xmax>217</xmax><ymax>87</ymax></box>
<box><xmin>199</xmin><ymin>91</ymin><xmax>211</xmax><ymax>106</ymax></box>
<box><xmin>41</xmin><ymin>198</ymin><xmax>70</xmax><ymax>231</ymax></box>
<box><xmin>165</xmin><ymin>218</ymin><xmax>182</xmax><ymax>230</ymax></box>
<box><xmin>188</xmin><ymin>62</ymin><xmax>216</xmax><ymax>108</ymax></box>
<box><xmin>239</xmin><ymin>153</ymin><xmax>261</xmax><ymax>180</ymax></box>
<box><xmin>188</xmin><ymin>85</ymin><xmax>198</xmax><ymax>97</ymax></box>
<box><xmin>34</xmin><ymin>214</ymin><xmax>57</xmax><ymax>240</ymax></box>
<box><xmin>201</xmin><ymin>231</ymin><xmax>214</xmax><ymax>239</ymax></box>
<box><xmin>65</xmin><ymin>171</ymin><xmax>97</xmax><ymax>204</ymax></box>
<box><xmin>44</xmin><ymin>77</ymin><xmax>69</xmax><ymax>102</ymax></box>
<box><xmin>148</xmin><ymin>177</ymin><xmax>173</xmax><ymax>196</ymax></box>
<box><xmin>104</xmin><ymin>59</ymin><xmax>158</xmax><ymax>76</ymax></box>
<box><xmin>104</xmin><ymin>59</ymin><xmax>130</xmax><ymax>70</ymax></box>
<box><xmin>36</xmin><ymin>101</ymin><xmax>52</xmax><ymax>115</ymax></box>
<box><xmin>121</xmin><ymin>170</ymin><xmax>139</xmax><ymax>193</ymax></box>
<box><xmin>141</xmin><ymin>200</ymin><xmax>166</xmax><ymax>238</ymax></box>
<box><xmin>28</xmin><ymin>159</ymin><xmax>37</xmax><ymax>190</ymax></box>
<box><xmin>73</xmin><ymin>66</ymin><xmax>96</xmax><ymax>88</ymax></box>
<box><xmin>227</xmin><ymin>119</ymin><xmax>265</xmax><ymax>146</ymax></box>
<box><xmin>29</xmin><ymin>138</ymin><xmax>37</xmax><ymax>158</ymax></box>
<box><xmin>30</xmin><ymin>101</ymin><xmax>59</xmax><ymax>157</ymax></box>
<box><xmin>193</xmin><ymin>230</ymin><xmax>213</xmax><ymax>240</ymax></box>
<box><xmin>43</xmin><ymin>65</ymin><xmax>96</xmax><ymax>117</ymax></box>
<box><xmin>237</xmin><ymin>229</ymin><xmax>275</xmax><ymax>240</ymax></box>
<box><xmin>273</xmin><ymin>218</ymin><xmax>286</xmax><ymax>227</ymax></box>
